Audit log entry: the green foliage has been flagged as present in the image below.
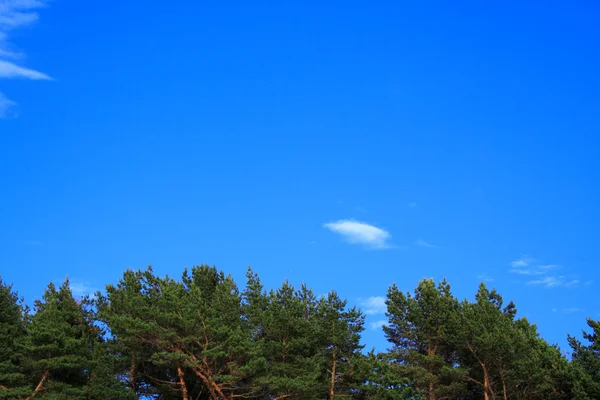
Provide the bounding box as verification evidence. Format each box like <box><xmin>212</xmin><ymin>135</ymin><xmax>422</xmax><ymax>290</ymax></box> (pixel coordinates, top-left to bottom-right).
<box><xmin>384</xmin><ymin>279</ymin><xmax>466</xmax><ymax>400</ymax></box>
<box><xmin>1</xmin><ymin>266</ymin><xmax>596</xmax><ymax>399</ymax></box>
<box><xmin>0</xmin><ymin>276</ymin><xmax>28</xmax><ymax>399</ymax></box>
<box><xmin>569</xmin><ymin>319</ymin><xmax>600</xmax><ymax>398</ymax></box>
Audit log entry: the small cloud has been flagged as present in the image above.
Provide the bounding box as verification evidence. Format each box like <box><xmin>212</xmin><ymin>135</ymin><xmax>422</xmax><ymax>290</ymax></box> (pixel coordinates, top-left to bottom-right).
<box><xmin>357</xmin><ymin>296</ymin><xmax>387</xmax><ymax>315</ymax></box>
<box><xmin>477</xmin><ymin>274</ymin><xmax>494</xmax><ymax>283</ymax></box>
<box><xmin>324</xmin><ymin>219</ymin><xmax>391</xmax><ymax>249</ymax></box>
<box><xmin>0</xmin><ymin>60</ymin><xmax>51</xmax><ymax>79</ymax></box>
<box><xmin>369</xmin><ymin>319</ymin><xmax>387</xmax><ymax>330</ymax></box>
<box><xmin>308</xmin><ymin>240</ymin><xmax>316</xmax><ymax>245</ymax></box>
<box><xmin>585</xmin><ymin>280</ymin><xmax>593</xmax><ymax>286</ymax></box>
<box><xmin>0</xmin><ymin>92</ymin><xmax>17</xmax><ymax>118</ymax></box>
<box><xmin>408</xmin><ymin>202</ymin><xmax>417</xmax><ymax>208</ymax></box>
<box><xmin>509</xmin><ymin>256</ymin><xmax>560</xmax><ymax>276</ymax></box>
<box><xmin>552</xmin><ymin>307</ymin><xmax>582</xmax><ymax>313</ymax></box>
<box><xmin>510</xmin><ymin>264</ymin><xmax>558</xmax><ymax>276</ymax></box>
<box><xmin>0</xmin><ymin>0</ymin><xmax>51</xmax><ymax>117</ymax></box>
<box><xmin>69</xmin><ymin>281</ymin><xmax>97</xmax><ymax>297</ymax></box>
<box><xmin>415</xmin><ymin>239</ymin><xmax>438</xmax><ymax>248</ymax></box>
<box><xmin>510</xmin><ymin>256</ymin><xmax>535</xmax><ymax>268</ymax></box>
<box><xmin>528</xmin><ymin>276</ymin><xmax>579</xmax><ymax>288</ymax></box>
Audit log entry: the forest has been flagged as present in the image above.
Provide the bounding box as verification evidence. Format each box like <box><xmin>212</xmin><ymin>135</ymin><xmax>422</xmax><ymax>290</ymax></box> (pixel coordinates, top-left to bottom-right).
<box><xmin>0</xmin><ymin>265</ymin><xmax>598</xmax><ymax>400</ymax></box>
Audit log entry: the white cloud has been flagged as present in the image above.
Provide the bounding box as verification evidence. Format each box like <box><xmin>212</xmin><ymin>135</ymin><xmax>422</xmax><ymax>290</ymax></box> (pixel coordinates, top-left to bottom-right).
<box><xmin>509</xmin><ymin>255</ymin><xmax>561</xmax><ymax>276</ymax></box>
<box><xmin>69</xmin><ymin>281</ymin><xmax>97</xmax><ymax>297</ymax></box>
<box><xmin>0</xmin><ymin>92</ymin><xmax>17</xmax><ymax>117</ymax></box>
<box><xmin>510</xmin><ymin>264</ymin><xmax>558</xmax><ymax>276</ymax></box>
<box><xmin>528</xmin><ymin>276</ymin><xmax>579</xmax><ymax>288</ymax></box>
<box><xmin>552</xmin><ymin>307</ymin><xmax>582</xmax><ymax>313</ymax></box>
<box><xmin>415</xmin><ymin>239</ymin><xmax>438</xmax><ymax>248</ymax></box>
<box><xmin>477</xmin><ymin>274</ymin><xmax>494</xmax><ymax>283</ymax></box>
<box><xmin>510</xmin><ymin>256</ymin><xmax>534</xmax><ymax>268</ymax></box>
<box><xmin>0</xmin><ymin>59</ymin><xmax>51</xmax><ymax>79</ymax></box>
<box><xmin>369</xmin><ymin>319</ymin><xmax>387</xmax><ymax>330</ymax></box>
<box><xmin>324</xmin><ymin>219</ymin><xmax>391</xmax><ymax>249</ymax></box>
<box><xmin>408</xmin><ymin>202</ymin><xmax>417</xmax><ymax>208</ymax></box>
<box><xmin>0</xmin><ymin>0</ymin><xmax>50</xmax><ymax>117</ymax></box>
<box><xmin>357</xmin><ymin>296</ymin><xmax>387</xmax><ymax>315</ymax></box>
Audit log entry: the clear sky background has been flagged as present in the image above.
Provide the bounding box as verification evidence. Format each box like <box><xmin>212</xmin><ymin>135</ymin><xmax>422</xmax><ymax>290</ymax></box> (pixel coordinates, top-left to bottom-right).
<box><xmin>1</xmin><ymin>1</ymin><xmax>599</xmax><ymax>352</ymax></box>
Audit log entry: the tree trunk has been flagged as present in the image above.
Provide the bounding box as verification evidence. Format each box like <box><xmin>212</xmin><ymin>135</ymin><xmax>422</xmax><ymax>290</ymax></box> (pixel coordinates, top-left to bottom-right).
<box><xmin>500</xmin><ymin>367</ymin><xmax>508</xmax><ymax>400</ymax></box>
<box><xmin>429</xmin><ymin>381</ymin><xmax>436</xmax><ymax>400</ymax></box>
<box><xmin>177</xmin><ymin>367</ymin><xmax>189</xmax><ymax>400</ymax></box>
<box><xmin>329</xmin><ymin>349</ymin><xmax>337</xmax><ymax>400</ymax></box>
<box><xmin>482</xmin><ymin>364</ymin><xmax>495</xmax><ymax>400</ymax></box>
<box><xmin>129</xmin><ymin>358</ymin><xmax>136</xmax><ymax>391</ymax></box>
<box><xmin>26</xmin><ymin>370</ymin><xmax>49</xmax><ymax>400</ymax></box>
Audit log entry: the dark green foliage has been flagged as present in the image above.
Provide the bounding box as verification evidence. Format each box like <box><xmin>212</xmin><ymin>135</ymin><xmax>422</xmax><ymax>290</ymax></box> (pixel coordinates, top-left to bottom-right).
<box><xmin>384</xmin><ymin>279</ymin><xmax>466</xmax><ymax>400</ymax></box>
<box><xmin>569</xmin><ymin>319</ymin><xmax>600</xmax><ymax>399</ymax></box>
<box><xmin>19</xmin><ymin>279</ymin><xmax>102</xmax><ymax>399</ymax></box>
<box><xmin>97</xmin><ymin>265</ymin><xmax>263</xmax><ymax>400</ymax></box>
<box><xmin>0</xmin><ymin>277</ymin><xmax>28</xmax><ymax>399</ymax></box>
<box><xmin>2</xmin><ymin>266</ymin><xmax>596</xmax><ymax>399</ymax></box>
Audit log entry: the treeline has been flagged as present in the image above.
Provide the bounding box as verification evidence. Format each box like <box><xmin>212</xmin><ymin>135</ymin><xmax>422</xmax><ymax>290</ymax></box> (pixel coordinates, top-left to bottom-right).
<box><xmin>0</xmin><ymin>265</ymin><xmax>598</xmax><ymax>400</ymax></box>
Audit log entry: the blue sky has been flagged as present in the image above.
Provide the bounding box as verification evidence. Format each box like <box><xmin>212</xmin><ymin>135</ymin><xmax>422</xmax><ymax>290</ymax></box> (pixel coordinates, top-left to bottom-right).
<box><xmin>1</xmin><ymin>0</ymin><xmax>599</xmax><ymax>351</ymax></box>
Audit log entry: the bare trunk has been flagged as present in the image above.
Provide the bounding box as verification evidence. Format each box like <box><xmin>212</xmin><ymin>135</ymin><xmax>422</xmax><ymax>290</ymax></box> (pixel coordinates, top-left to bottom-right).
<box><xmin>193</xmin><ymin>370</ymin><xmax>228</xmax><ymax>400</ymax></box>
<box><xmin>483</xmin><ymin>364</ymin><xmax>494</xmax><ymax>400</ymax></box>
<box><xmin>177</xmin><ymin>367</ymin><xmax>189</xmax><ymax>400</ymax></box>
<box><xmin>500</xmin><ymin>368</ymin><xmax>508</xmax><ymax>400</ymax></box>
<box><xmin>329</xmin><ymin>350</ymin><xmax>337</xmax><ymax>400</ymax></box>
<box><xmin>26</xmin><ymin>370</ymin><xmax>49</xmax><ymax>400</ymax></box>
<box><xmin>129</xmin><ymin>358</ymin><xmax>136</xmax><ymax>391</ymax></box>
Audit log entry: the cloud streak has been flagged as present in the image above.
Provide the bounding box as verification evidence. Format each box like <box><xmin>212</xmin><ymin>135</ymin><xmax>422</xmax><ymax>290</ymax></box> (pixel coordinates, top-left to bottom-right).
<box><xmin>324</xmin><ymin>219</ymin><xmax>391</xmax><ymax>249</ymax></box>
<box><xmin>369</xmin><ymin>319</ymin><xmax>387</xmax><ymax>330</ymax></box>
<box><xmin>0</xmin><ymin>92</ymin><xmax>17</xmax><ymax>117</ymax></box>
<box><xmin>0</xmin><ymin>0</ymin><xmax>50</xmax><ymax>117</ymax></box>
<box><xmin>528</xmin><ymin>276</ymin><xmax>579</xmax><ymax>288</ymax></box>
<box><xmin>0</xmin><ymin>59</ymin><xmax>51</xmax><ymax>79</ymax></box>
<box><xmin>69</xmin><ymin>281</ymin><xmax>97</xmax><ymax>297</ymax></box>
<box><xmin>357</xmin><ymin>296</ymin><xmax>387</xmax><ymax>315</ymax></box>
<box><xmin>415</xmin><ymin>239</ymin><xmax>438</xmax><ymax>248</ymax></box>
<box><xmin>509</xmin><ymin>256</ymin><xmax>580</xmax><ymax>288</ymax></box>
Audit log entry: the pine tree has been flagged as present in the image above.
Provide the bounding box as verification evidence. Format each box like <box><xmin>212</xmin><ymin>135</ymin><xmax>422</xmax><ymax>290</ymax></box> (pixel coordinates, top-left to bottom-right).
<box><xmin>252</xmin><ymin>281</ymin><xmax>322</xmax><ymax>398</ymax></box>
<box><xmin>569</xmin><ymin>318</ymin><xmax>600</xmax><ymax>398</ymax></box>
<box><xmin>98</xmin><ymin>265</ymin><xmax>260</xmax><ymax>400</ymax></box>
<box><xmin>316</xmin><ymin>290</ymin><xmax>365</xmax><ymax>399</ymax></box>
<box><xmin>0</xmin><ymin>276</ymin><xmax>28</xmax><ymax>399</ymax></box>
<box><xmin>19</xmin><ymin>279</ymin><xmax>97</xmax><ymax>399</ymax></box>
<box><xmin>384</xmin><ymin>279</ymin><xmax>466</xmax><ymax>400</ymax></box>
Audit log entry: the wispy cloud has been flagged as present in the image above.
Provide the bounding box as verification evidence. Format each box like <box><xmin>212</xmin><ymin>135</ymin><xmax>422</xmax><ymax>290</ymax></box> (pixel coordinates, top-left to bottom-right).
<box><xmin>511</xmin><ymin>264</ymin><xmax>557</xmax><ymax>276</ymax></box>
<box><xmin>509</xmin><ymin>256</ymin><xmax>559</xmax><ymax>275</ymax></box>
<box><xmin>69</xmin><ymin>281</ymin><xmax>97</xmax><ymax>297</ymax></box>
<box><xmin>357</xmin><ymin>296</ymin><xmax>387</xmax><ymax>315</ymax></box>
<box><xmin>509</xmin><ymin>256</ymin><xmax>579</xmax><ymax>288</ymax></box>
<box><xmin>477</xmin><ymin>274</ymin><xmax>495</xmax><ymax>283</ymax></box>
<box><xmin>552</xmin><ymin>307</ymin><xmax>583</xmax><ymax>313</ymax></box>
<box><xmin>510</xmin><ymin>256</ymin><xmax>535</xmax><ymax>268</ymax></box>
<box><xmin>528</xmin><ymin>276</ymin><xmax>579</xmax><ymax>288</ymax></box>
<box><xmin>0</xmin><ymin>0</ymin><xmax>51</xmax><ymax>117</ymax></box>
<box><xmin>0</xmin><ymin>92</ymin><xmax>17</xmax><ymax>117</ymax></box>
<box><xmin>408</xmin><ymin>202</ymin><xmax>417</xmax><ymax>208</ymax></box>
<box><xmin>324</xmin><ymin>219</ymin><xmax>391</xmax><ymax>249</ymax></box>
<box><xmin>415</xmin><ymin>238</ymin><xmax>438</xmax><ymax>248</ymax></box>
<box><xmin>0</xmin><ymin>59</ymin><xmax>51</xmax><ymax>79</ymax></box>
<box><xmin>369</xmin><ymin>319</ymin><xmax>387</xmax><ymax>330</ymax></box>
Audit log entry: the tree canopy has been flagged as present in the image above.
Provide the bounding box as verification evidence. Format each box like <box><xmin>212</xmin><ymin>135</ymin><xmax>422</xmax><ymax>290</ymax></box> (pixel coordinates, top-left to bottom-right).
<box><xmin>0</xmin><ymin>266</ymin><xmax>597</xmax><ymax>399</ymax></box>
